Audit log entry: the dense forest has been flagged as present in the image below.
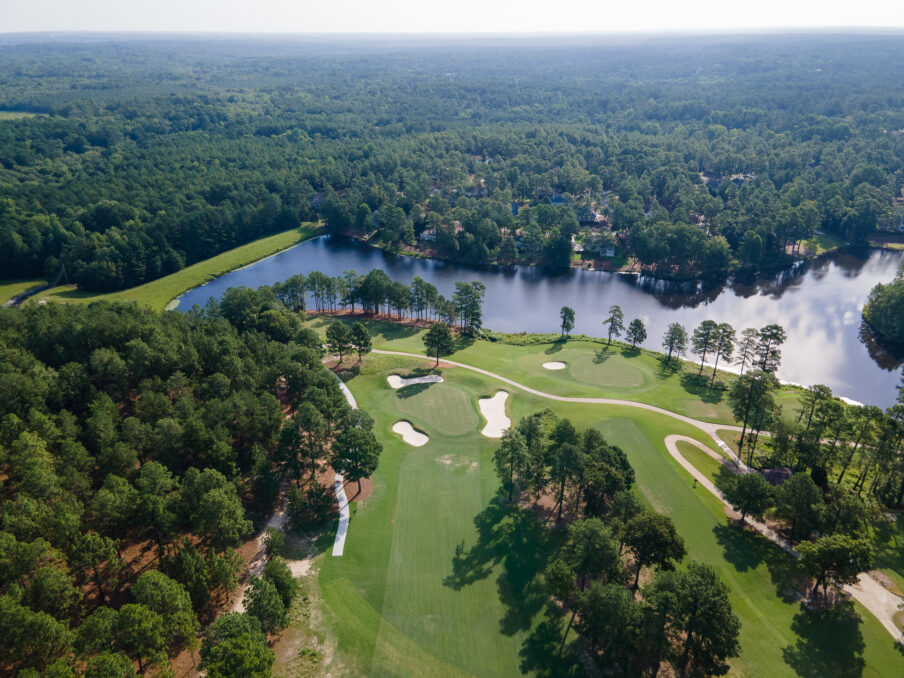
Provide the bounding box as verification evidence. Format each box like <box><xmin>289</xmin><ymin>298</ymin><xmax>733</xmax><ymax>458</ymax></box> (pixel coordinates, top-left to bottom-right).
<box><xmin>864</xmin><ymin>273</ymin><xmax>904</xmax><ymax>350</ymax></box>
<box><xmin>0</xmin><ymin>294</ymin><xmax>382</xmax><ymax>676</ymax></box>
<box><xmin>1</xmin><ymin>34</ymin><xmax>903</xmax><ymax>291</ymax></box>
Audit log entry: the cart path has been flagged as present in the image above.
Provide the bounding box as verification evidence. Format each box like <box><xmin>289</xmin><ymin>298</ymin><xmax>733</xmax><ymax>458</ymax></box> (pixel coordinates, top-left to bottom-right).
<box><xmin>372</xmin><ymin>349</ymin><xmax>743</xmax><ymax>453</ymax></box>
<box><xmin>665</xmin><ymin>435</ymin><xmax>903</xmax><ymax>643</ymax></box>
<box><xmin>371</xmin><ymin>348</ymin><xmax>904</xmax><ymax>642</ymax></box>
<box><xmin>331</xmin><ymin>378</ymin><xmax>357</xmax><ymax>556</ymax></box>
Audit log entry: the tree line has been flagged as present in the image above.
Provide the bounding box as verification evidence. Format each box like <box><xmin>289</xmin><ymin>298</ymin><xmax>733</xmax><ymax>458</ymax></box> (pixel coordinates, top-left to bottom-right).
<box><xmin>248</xmin><ymin>269</ymin><xmax>486</xmax><ymax>335</ymax></box>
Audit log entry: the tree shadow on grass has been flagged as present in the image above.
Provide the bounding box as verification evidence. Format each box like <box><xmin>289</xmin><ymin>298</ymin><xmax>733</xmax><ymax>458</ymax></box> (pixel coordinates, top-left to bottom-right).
<box><xmin>656</xmin><ymin>357</ymin><xmax>682</xmax><ymax>380</ymax></box>
<box><xmin>455</xmin><ymin>334</ymin><xmax>476</xmax><ymax>351</ymax></box>
<box><xmin>680</xmin><ymin>372</ymin><xmax>725</xmax><ymax>404</ymax></box>
<box><xmin>593</xmin><ymin>348</ymin><xmax>611</xmax><ymax>364</ymax></box>
<box><xmin>782</xmin><ymin>601</ymin><xmax>866</xmax><ymax>678</ymax></box>
<box><xmin>444</xmin><ymin>495</ymin><xmax>565</xmax><ymax>637</ymax></box>
<box><xmin>363</xmin><ymin>317</ymin><xmax>421</xmax><ymax>341</ymax></box>
<box><xmin>713</xmin><ymin>522</ymin><xmax>804</xmax><ymax>602</ymax></box>
<box><xmin>334</xmin><ymin>364</ymin><xmax>361</xmax><ymax>381</ymax></box>
<box><xmin>544</xmin><ymin>339</ymin><xmax>567</xmax><ymax>355</ymax></box>
<box><xmin>395</xmin><ymin>382</ymin><xmax>434</xmax><ymax>399</ymax></box>
<box><xmin>518</xmin><ymin>606</ymin><xmax>583</xmax><ymax>677</ymax></box>
<box><xmin>620</xmin><ymin>346</ymin><xmax>642</xmax><ymax>358</ymax></box>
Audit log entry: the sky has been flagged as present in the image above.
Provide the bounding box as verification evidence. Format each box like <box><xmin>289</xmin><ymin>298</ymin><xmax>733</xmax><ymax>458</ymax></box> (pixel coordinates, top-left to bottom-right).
<box><xmin>2</xmin><ymin>0</ymin><xmax>904</xmax><ymax>34</ymax></box>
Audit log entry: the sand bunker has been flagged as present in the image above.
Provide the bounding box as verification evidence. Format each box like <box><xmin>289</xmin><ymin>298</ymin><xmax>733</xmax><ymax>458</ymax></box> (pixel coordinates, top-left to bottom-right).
<box><xmin>479</xmin><ymin>391</ymin><xmax>511</xmax><ymax>438</ymax></box>
<box><xmin>392</xmin><ymin>420</ymin><xmax>429</xmax><ymax>447</ymax></box>
<box><xmin>542</xmin><ymin>361</ymin><xmax>567</xmax><ymax>370</ymax></box>
<box><xmin>387</xmin><ymin>374</ymin><xmax>444</xmax><ymax>389</ymax></box>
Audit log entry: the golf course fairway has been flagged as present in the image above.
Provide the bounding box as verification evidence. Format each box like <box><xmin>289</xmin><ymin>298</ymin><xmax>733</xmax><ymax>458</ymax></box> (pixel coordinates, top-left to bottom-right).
<box><xmin>307</xmin><ymin>353</ymin><xmax>904</xmax><ymax>677</ymax></box>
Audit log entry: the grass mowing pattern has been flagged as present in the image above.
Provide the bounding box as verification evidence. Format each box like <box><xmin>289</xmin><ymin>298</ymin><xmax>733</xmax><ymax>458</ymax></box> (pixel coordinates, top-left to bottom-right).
<box><xmin>23</xmin><ymin>223</ymin><xmax>321</xmax><ymax>311</ymax></box>
<box><xmin>314</xmin><ymin>355</ymin><xmax>903</xmax><ymax>677</ymax></box>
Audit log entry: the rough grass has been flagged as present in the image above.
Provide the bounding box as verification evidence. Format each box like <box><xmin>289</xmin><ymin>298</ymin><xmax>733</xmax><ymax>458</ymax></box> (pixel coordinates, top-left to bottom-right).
<box><xmin>0</xmin><ymin>278</ymin><xmax>45</xmax><ymax>305</ymax></box>
<box><xmin>0</xmin><ymin>111</ymin><xmax>37</xmax><ymax>120</ymax></box>
<box><xmin>869</xmin><ymin>519</ymin><xmax>904</xmax><ymax>597</ymax></box>
<box><xmin>308</xmin><ymin>355</ymin><xmax>902</xmax><ymax>677</ymax></box>
<box><xmin>26</xmin><ymin>223</ymin><xmax>321</xmax><ymax>311</ymax></box>
<box><xmin>802</xmin><ymin>232</ymin><xmax>846</xmax><ymax>255</ymax></box>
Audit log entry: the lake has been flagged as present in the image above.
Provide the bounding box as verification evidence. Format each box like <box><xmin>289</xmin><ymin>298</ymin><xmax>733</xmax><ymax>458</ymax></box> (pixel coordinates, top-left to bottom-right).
<box><xmin>178</xmin><ymin>236</ymin><xmax>904</xmax><ymax>408</ymax></box>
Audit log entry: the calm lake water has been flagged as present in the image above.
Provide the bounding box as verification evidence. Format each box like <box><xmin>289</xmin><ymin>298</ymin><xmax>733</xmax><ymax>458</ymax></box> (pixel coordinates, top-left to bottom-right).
<box><xmin>178</xmin><ymin>236</ymin><xmax>904</xmax><ymax>408</ymax></box>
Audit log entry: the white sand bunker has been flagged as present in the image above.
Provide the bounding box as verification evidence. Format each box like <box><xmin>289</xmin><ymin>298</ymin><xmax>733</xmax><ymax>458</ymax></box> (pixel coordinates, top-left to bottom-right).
<box><xmin>387</xmin><ymin>374</ymin><xmax>445</xmax><ymax>389</ymax></box>
<box><xmin>479</xmin><ymin>391</ymin><xmax>511</xmax><ymax>438</ymax></box>
<box><xmin>392</xmin><ymin>421</ymin><xmax>429</xmax><ymax>447</ymax></box>
<box><xmin>542</xmin><ymin>361</ymin><xmax>567</xmax><ymax>370</ymax></box>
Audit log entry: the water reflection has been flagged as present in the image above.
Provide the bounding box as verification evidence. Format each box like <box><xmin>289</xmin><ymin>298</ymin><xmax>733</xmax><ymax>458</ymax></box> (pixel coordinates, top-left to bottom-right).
<box><xmin>178</xmin><ymin>237</ymin><xmax>904</xmax><ymax>407</ymax></box>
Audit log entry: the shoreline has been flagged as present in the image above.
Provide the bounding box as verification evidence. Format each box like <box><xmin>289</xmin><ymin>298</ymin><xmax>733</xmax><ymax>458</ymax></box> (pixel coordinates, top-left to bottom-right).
<box><xmin>308</xmin><ymin>310</ymin><xmax>827</xmax><ymax>408</ymax></box>
<box><xmin>340</xmin><ymin>231</ymin><xmax>874</xmax><ymax>288</ymax></box>
<box><xmin>330</xmin><ymin>232</ymin><xmax>889</xmax><ymax>294</ymax></box>
<box><xmin>163</xmin><ymin>223</ymin><xmax>324</xmax><ymax>310</ymax></box>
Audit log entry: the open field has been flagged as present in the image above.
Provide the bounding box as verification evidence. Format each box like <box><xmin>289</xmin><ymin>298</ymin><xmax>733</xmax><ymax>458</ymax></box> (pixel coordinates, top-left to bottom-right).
<box><xmin>19</xmin><ymin>223</ymin><xmax>321</xmax><ymax>311</ymax></box>
<box><xmin>0</xmin><ymin>278</ymin><xmax>45</xmax><ymax>305</ymax></box>
<box><xmin>304</xmin><ymin>353</ymin><xmax>903</xmax><ymax>677</ymax></box>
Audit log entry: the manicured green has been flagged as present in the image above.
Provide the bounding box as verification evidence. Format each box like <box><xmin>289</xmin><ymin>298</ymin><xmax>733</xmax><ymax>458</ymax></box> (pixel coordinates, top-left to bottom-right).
<box><xmin>308</xmin><ymin>316</ymin><xmax>790</xmax><ymax>425</ymax></box>
<box><xmin>318</xmin><ymin>357</ymin><xmax>540</xmax><ymax>676</ymax></box>
<box><xmin>0</xmin><ymin>278</ymin><xmax>44</xmax><ymax>305</ymax></box>
<box><xmin>26</xmin><ymin>224</ymin><xmax>321</xmax><ymax>311</ymax></box>
<box><xmin>677</xmin><ymin>440</ymin><xmax>727</xmax><ymax>484</ymax></box>
<box><xmin>311</xmin><ymin>354</ymin><xmax>901</xmax><ymax>677</ymax></box>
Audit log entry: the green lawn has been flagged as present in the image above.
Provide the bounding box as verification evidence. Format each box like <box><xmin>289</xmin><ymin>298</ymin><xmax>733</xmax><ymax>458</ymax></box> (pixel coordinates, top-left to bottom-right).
<box><xmin>869</xmin><ymin>519</ymin><xmax>904</xmax><ymax>597</ymax></box>
<box><xmin>309</xmin><ymin>354</ymin><xmax>902</xmax><ymax>677</ymax></box>
<box><xmin>23</xmin><ymin>223</ymin><xmax>321</xmax><ymax>311</ymax></box>
<box><xmin>309</xmin><ymin>316</ymin><xmax>808</xmax><ymax>427</ymax></box>
<box><xmin>0</xmin><ymin>278</ymin><xmax>45</xmax><ymax>305</ymax></box>
<box><xmin>803</xmin><ymin>232</ymin><xmax>846</xmax><ymax>256</ymax></box>
<box><xmin>677</xmin><ymin>439</ymin><xmax>729</xmax><ymax>484</ymax></box>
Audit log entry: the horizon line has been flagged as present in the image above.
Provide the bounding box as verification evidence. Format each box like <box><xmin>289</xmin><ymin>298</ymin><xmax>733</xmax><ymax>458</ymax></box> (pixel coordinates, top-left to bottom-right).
<box><xmin>3</xmin><ymin>27</ymin><xmax>904</xmax><ymax>38</ymax></box>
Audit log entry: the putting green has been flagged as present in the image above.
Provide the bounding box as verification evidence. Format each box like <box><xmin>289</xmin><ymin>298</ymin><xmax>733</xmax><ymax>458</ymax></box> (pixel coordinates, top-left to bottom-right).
<box><xmin>308</xmin><ymin>318</ymin><xmax>747</xmax><ymax>425</ymax></box>
<box><xmin>393</xmin><ymin>381</ymin><xmax>479</xmax><ymax>438</ymax></box>
<box><xmin>312</xmin><ymin>355</ymin><xmax>902</xmax><ymax>677</ymax></box>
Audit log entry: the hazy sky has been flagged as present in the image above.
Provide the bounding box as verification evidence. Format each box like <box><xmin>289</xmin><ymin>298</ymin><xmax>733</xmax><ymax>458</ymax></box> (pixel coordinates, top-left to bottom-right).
<box><xmin>2</xmin><ymin>0</ymin><xmax>903</xmax><ymax>33</ymax></box>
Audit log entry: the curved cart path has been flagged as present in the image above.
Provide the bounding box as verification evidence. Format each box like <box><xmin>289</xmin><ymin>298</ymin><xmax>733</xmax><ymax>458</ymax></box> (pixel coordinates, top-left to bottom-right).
<box><xmin>373</xmin><ymin>349</ymin><xmax>742</xmax><ymax>449</ymax></box>
<box><xmin>371</xmin><ymin>348</ymin><xmax>904</xmax><ymax>642</ymax></box>
<box><xmin>331</xmin><ymin>378</ymin><xmax>357</xmax><ymax>556</ymax></box>
<box><xmin>665</xmin><ymin>435</ymin><xmax>903</xmax><ymax>643</ymax></box>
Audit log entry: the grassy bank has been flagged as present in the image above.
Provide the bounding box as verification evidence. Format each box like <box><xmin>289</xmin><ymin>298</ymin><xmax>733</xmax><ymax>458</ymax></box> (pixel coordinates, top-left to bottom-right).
<box><xmin>0</xmin><ymin>278</ymin><xmax>45</xmax><ymax>305</ymax></box>
<box><xmin>20</xmin><ymin>223</ymin><xmax>321</xmax><ymax>311</ymax></box>
<box><xmin>308</xmin><ymin>354</ymin><xmax>902</xmax><ymax>677</ymax></box>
